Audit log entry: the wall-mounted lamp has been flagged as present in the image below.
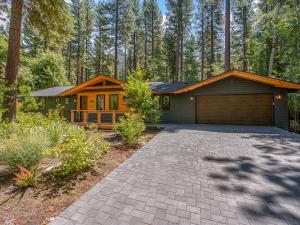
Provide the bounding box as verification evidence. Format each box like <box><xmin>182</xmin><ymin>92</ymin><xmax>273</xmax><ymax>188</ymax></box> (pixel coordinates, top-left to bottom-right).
<box><xmin>190</xmin><ymin>96</ymin><xmax>194</xmax><ymax>101</ymax></box>
<box><xmin>275</xmin><ymin>94</ymin><xmax>283</xmax><ymax>100</ymax></box>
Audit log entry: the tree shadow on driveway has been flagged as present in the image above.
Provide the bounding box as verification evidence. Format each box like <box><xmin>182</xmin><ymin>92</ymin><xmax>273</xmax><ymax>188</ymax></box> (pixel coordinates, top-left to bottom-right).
<box><xmin>203</xmin><ymin>134</ymin><xmax>300</xmax><ymax>225</ymax></box>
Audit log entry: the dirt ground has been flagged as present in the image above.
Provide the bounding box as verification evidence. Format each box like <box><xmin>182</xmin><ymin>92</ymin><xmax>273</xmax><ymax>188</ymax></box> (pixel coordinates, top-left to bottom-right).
<box><xmin>0</xmin><ymin>128</ymin><xmax>161</xmax><ymax>225</ymax></box>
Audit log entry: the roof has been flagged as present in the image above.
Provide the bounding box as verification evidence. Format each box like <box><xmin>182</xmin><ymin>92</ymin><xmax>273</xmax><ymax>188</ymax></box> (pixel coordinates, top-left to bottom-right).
<box><xmin>32</xmin><ymin>86</ymin><xmax>74</xmax><ymax>97</ymax></box>
<box><xmin>60</xmin><ymin>75</ymin><xmax>126</xmax><ymax>96</ymax></box>
<box><xmin>174</xmin><ymin>70</ymin><xmax>300</xmax><ymax>93</ymax></box>
<box><xmin>32</xmin><ymin>70</ymin><xmax>300</xmax><ymax>97</ymax></box>
<box><xmin>149</xmin><ymin>81</ymin><xmax>196</xmax><ymax>93</ymax></box>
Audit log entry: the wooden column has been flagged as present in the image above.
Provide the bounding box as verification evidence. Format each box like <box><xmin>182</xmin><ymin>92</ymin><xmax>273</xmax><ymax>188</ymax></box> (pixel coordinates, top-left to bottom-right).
<box><xmin>97</xmin><ymin>112</ymin><xmax>101</xmax><ymax>128</ymax></box>
<box><xmin>71</xmin><ymin>110</ymin><xmax>74</xmax><ymax>123</ymax></box>
<box><xmin>112</xmin><ymin>111</ymin><xmax>116</xmax><ymax>125</ymax></box>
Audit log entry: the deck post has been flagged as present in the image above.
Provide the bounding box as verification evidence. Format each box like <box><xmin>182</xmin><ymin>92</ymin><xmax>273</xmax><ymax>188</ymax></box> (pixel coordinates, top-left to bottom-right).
<box><xmin>71</xmin><ymin>110</ymin><xmax>74</xmax><ymax>123</ymax></box>
<box><xmin>112</xmin><ymin>111</ymin><xmax>116</xmax><ymax>125</ymax></box>
<box><xmin>97</xmin><ymin>112</ymin><xmax>101</xmax><ymax>129</ymax></box>
<box><xmin>84</xmin><ymin>111</ymin><xmax>88</xmax><ymax>126</ymax></box>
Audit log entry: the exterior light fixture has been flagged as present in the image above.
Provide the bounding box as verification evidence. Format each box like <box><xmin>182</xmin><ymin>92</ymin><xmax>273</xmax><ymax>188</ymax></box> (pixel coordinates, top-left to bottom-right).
<box><xmin>275</xmin><ymin>94</ymin><xmax>282</xmax><ymax>100</ymax></box>
<box><xmin>190</xmin><ymin>96</ymin><xmax>194</xmax><ymax>101</ymax></box>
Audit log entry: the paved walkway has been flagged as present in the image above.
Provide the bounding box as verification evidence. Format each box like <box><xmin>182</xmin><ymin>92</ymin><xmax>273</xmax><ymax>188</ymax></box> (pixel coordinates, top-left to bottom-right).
<box><xmin>49</xmin><ymin>125</ymin><xmax>300</xmax><ymax>225</ymax></box>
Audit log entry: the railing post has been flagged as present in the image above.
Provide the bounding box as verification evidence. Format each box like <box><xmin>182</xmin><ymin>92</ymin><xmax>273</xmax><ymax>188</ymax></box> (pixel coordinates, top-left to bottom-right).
<box><xmin>71</xmin><ymin>110</ymin><xmax>74</xmax><ymax>123</ymax></box>
<box><xmin>84</xmin><ymin>111</ymin><xmax>88</xmax><ymax>126</ymax></box>
<box><xmin>97</xmin><ymin>111</ymin><xmax>101</xmax><ymax>129</ymax></box>
<box><xmin>112</xmin><ymin>111</ymin><xmax>116</xmax><ymax>125</ymax></box>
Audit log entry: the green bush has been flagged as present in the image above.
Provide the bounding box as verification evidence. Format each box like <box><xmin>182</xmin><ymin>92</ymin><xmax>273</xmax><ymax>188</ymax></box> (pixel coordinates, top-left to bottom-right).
<box><xmin>124</xmin><ymin>70</ymin><xmax>160</xmax><ymax>123</ymax></box>
<box><xmin>18</xmin><ymin>85</ymin><xmax>38</xmax><ymax>112</ymax></box>
<box><xmin>113</xmin><ymin>113</ymin><xmax>146</xmax><ymax>146</ymax></box>
<box><xmin>49</xmin><ymin>126</ymin><xmax>110</xmax><ymax>176</ymax></box>
<box><xmin>0</xmin><ymin>128</ymin><xmax>51</xmax><ymax>171</ymax></box>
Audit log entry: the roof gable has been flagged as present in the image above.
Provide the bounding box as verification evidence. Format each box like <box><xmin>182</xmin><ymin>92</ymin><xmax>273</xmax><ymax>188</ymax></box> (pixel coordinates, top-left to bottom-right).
<box><xmin>174</xmin><ymin>70</ymin><xmax>300</xmax><ymax>94</ymax></box>
<box><xmin>59</xmin><ymin>75</ymin><xmax>127</xmax><ymax>96</ymax></box>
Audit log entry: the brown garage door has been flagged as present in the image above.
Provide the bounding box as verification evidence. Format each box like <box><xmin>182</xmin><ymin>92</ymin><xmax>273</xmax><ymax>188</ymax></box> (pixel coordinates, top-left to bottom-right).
<box><xmin>196</xmin><ymin>94</ymin><xmax>273</xmax><ymax>125</ymax></box>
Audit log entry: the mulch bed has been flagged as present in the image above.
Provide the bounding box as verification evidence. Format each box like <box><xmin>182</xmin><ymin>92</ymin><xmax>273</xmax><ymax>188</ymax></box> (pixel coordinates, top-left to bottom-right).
<box><xmin>0</xmin><ymin>128</ymin><xmax>161</xmax><ymax>225</ymax></box>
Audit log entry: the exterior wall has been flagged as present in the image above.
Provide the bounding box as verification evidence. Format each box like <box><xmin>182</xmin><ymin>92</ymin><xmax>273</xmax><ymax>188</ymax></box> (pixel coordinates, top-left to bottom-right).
<box><xmin>160</xmin><ymin>77</ymin><xmax>289</xmax><ymax>130</ymax></box>
<box><xmin>44</xmin><ymin>95</ymin><xmax>76</xmax><ymax>120</ymax></box>
<box><xmin>76</xmin><ymin>90</ymin><xmax>128</xmax><ymax>112</ymax></box>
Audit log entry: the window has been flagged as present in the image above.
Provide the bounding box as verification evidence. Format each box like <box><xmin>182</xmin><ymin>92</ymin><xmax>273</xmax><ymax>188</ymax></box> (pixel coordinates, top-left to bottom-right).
<box><xmin>39</xmin><ymin>98</ymin><xmax>46</xmax><ymax>110</ymax></box>
<box><xmin>161</xmin><ymin>94</ymin><xmax>170</xmax><ymax>111</ymax></box>
<box><xmin>55</xmin><ymin>97</ymin><xmax>60</xmax><ymax>104</ymax></box>
<box><xmin>64</xmin><ymin>97</ymin><xmax>69</xmax><ymax>105</ymax></box>
<box><xmin>96</xmin><ymin>94</ymin><xmax>105</xmax><ymax>110</ymax></box>
<box><xmin>109</xmin><ymin>94</ymin><xmax>119</xmax><ymax>110</ymax></box>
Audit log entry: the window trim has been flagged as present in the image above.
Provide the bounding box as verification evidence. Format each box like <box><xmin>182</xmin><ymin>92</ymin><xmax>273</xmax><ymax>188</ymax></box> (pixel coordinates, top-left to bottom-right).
<box><xmin>161</xmin><ymin>94</ymin><xmax>170</xmax><ymax>111</ymax></box>
<box><xmin>96</xmin><ymin>94</ymin><xmax>106</xmax><ymax>110</ymax></box>
<box><xmin>109</xmin><ymin>94</ymin><xmax>119</xmax><ymax>110</ymax></box>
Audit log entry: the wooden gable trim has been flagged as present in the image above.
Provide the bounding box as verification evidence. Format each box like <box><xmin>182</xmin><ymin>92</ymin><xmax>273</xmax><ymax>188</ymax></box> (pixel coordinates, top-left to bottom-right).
<box><xmin>174</xmin><ymin>70</ymin><xmax>300</xmax><ymax>94</ymax></box>
<box><xmin>59</xmin><ymin>75</ymin><xmax>127</xmax><ymax>96</ymax></box>
<box><xmin>82</xmin><ymin>86</ymin><xmax>123</xmax><ymax>90</ymax></box>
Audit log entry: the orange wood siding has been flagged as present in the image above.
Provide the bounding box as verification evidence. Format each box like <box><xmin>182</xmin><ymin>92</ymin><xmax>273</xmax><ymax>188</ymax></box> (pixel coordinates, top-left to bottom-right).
<box><xmin>77</xmin><ymin>91</ymin><xmax>129</xmax><ymax>111</ymax></box>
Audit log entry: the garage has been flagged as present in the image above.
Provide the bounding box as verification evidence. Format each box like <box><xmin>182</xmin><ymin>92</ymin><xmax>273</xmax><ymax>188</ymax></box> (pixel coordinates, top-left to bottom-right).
<box><xmin>196</xmin><ymin>94</ymin><xmax>273</xmax><ymax>125</ymax></box>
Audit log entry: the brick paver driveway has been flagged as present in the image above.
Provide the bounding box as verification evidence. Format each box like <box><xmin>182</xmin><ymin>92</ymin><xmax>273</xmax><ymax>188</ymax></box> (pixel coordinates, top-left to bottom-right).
<box><xmin>50</xmin><ymin>125</ymin><xmax>300</xmax><ymax>225</ymax></box>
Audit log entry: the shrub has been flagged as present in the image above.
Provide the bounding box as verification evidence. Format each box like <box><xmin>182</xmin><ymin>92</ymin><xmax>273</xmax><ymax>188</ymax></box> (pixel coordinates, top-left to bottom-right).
<box><xmin>18</xmin><ymin>85</ymin><xmax>38</xmax><ymax>112</ymax></box>
<box><xmin>113</xmin><ymin>113</ymin><xmax>145</xmax><ymax>146</ymax></box>
<box><xmin>124</xmin><ymin>70</ymin><xmax>160</xmax><ymax>123</ymax></box>
<box><xmin>0</xmin><ymin>128</ymin><xmax>51</xmax><ymax>172</ymax></box>
<box><xmin>14</xmin><ymin>164</ymin><xmax>38</xmax><ymax>188</ymax></box>
<box><xmin>49</xmin><ymin>126</ymin><xmax>110</xmax><ymax>176</ymax></box>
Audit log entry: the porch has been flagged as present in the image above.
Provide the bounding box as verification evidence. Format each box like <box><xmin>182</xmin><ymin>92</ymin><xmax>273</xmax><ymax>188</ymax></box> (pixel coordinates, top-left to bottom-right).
<box><xmin>49</xmin><ymin>109</ymin><xmax>128</xmax><ymax>129</ymax></box>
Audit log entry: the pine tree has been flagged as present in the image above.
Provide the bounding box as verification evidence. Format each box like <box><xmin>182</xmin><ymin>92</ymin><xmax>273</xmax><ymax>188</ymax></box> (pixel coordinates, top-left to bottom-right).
<box><xmin>3</xmin><ymin>0</ymin><xmax>73</xmax><ymax>120</ymax></box>
<box><xmin>166</xmin><ymin>0</ymin><xmax>193</xmax><ymax>82</ymax></box>
<box><xmin>232</xmin><ymin>0</ymin><xmax>252</xmax><ymax>71</ymax></box>
<box><xmin>94</xmin><ymin>1</ymin><xmax>113</xmax><ymax>76</ymax></box>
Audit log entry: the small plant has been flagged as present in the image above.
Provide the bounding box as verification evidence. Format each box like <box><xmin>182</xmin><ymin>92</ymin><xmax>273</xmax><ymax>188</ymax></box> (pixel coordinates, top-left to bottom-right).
<box><xmin>49</xmin><ymin>126</ymin><xmax>110</xmax><ymax>176</ymax></box>
<box><xmin>14</xmin><ymin>164</ymin><xmax>38</xmax><ymax>188</ymax></box>
<box><xmin>113</xmin><ymin>113</ymin><xmax>146</xmax><ymax>146</ymax></box>
<box><xmin>0</xmin><ymin>128</ymin><xmax>51</xmax><ymax>172</ymax></box>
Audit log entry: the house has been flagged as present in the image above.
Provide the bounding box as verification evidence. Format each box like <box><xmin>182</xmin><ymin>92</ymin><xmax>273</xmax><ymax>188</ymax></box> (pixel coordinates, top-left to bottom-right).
<box><xmin>32</xmin><ymin>70</ymin><xmax>300</xmax><ymax>130</ymax></box>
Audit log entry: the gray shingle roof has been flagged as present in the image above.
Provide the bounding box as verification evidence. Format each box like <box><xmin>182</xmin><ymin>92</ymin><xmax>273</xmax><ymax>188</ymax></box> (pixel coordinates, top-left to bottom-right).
<box><xmin>148</xmin><ymin>81</ymin><xmax>197</xmax><ymax>93</ymax></box>
<box><xmin>32</xmin><ymin>86</ymin><xmax>74</xmax><ymax>97</ymax></box>
<box><xmin>32</xmin><ymin>82</ymin><xmax>197</xmax><ymax>97</ymax></box>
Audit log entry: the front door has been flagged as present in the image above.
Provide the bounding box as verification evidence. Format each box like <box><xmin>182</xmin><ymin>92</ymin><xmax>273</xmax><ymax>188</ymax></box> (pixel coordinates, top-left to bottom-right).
<box><xmin>80</xmin><ymin>96</ymin><xmax>88</xmax><ymax>121</ymax></box>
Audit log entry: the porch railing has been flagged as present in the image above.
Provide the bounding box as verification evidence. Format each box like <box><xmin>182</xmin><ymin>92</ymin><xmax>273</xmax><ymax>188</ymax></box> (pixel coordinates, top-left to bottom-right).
<box><xmin>70</xmin><ymin>110</ymin><xmax>127</xmax><ymax>128</ymax></box>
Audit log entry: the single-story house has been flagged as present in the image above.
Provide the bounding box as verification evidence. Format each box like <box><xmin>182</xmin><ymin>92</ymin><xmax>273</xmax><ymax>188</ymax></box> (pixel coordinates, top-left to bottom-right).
<box><xmin>32</xmin><ymin>69</ymin><xmax>300</xmax><ymax>130</ymax></box>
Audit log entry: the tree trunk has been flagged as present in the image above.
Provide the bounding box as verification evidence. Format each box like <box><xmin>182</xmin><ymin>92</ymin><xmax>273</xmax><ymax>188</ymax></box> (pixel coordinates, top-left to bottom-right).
<box><xmin>114</xmin><ymin>0</ymin><xmax>119</xmax><ymax>79</ymax></box>
<box><xmin>144</xmin><ymin>19</ymin><xmax>148</xmax><ymax>73</ymax></box>
<box><xmin>124</xmin><ymin>45</ymin><xmax>127</xmax><ymax>81</ymax></box>
<box><xmin>268</xmin><ymin>31</ymin><xmax>276</xmax><ymax>76</ymax></box>
<box><xmin>133</xmin><ymin>32</ymin><xmax>137</xmax><ymax>71</ymax></box>
<box><xmin>242</xmin><ymin>5</ymin><xmax>248</xmax><ymax>71</ymax></box>
<box><xmin>76</xmin><ymin>5</ymin><xmax>81</xmax><ymax>85</ymax></box>
<box><xmin>2</xmin><ymin>0</ymin><xmax>23</xmax><ymax>121</ymax></box>
<box><xmin>151</xmin><ymin>0</ymin><xmax>154</xmax><ymax>60</ymax></box>
<box><xmin>180</xmin><ymin>19</ymin><xmax>183</xmax><ymax>82</ymax></box>
<box><xmin>67</xmin><ymin>41</ymin><xmax>72</xmax><ymax>81</ymax></box>
<box><xmin>224</xmin><ymin>0</ymin><xmax>230</xmax><ymax>71</ymax></box>
<box><xmin>200</xmin><ymin>0</ymin><xmax>204</xmax><ymax>81</ymax></box>
<box><xmin>268</xmin><ymin>4</ymin><xmax>280</xmax><ymax>76</ymax></box>
<box><xmin>210</xmin><ymin>4</ymin><xmax>215</xmax><ymax>66</ymax></box>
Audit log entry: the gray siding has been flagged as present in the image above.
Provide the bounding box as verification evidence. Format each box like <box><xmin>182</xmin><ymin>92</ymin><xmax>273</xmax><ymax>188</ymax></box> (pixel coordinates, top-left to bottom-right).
<box><xmin>44</xmin><ymin>95</ymin><xmax>76</xmax><ymax>121</ymax></box>
<box><xmin>161</xmin><ymin>77</ymin><xmax>289</xmax><ymax>130</ymax></box>
<box><xmin>274</xmin><ymin>90</ymin><xmax>289</xmax><ymax>130</ymax></box>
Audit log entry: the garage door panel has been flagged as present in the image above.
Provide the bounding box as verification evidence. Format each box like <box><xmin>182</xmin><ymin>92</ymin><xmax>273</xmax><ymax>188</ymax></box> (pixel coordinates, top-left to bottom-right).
<box><xmin>196</xmin><ymin>94</ymin><xmax>273</xmax><ymax>125</ymax></box>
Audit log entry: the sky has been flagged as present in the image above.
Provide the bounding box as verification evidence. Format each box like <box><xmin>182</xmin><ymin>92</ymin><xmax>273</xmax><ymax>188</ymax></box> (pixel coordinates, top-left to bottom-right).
<box><xmin>157</xmin><ymin>0</ymin><xmax>167</xmax><ymax>14</ymax></box>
